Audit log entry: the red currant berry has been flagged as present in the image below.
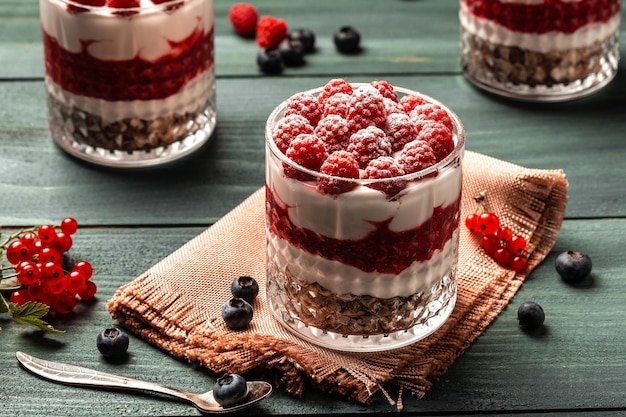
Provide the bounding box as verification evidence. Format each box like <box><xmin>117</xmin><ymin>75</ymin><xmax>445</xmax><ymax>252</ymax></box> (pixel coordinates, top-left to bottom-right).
<box><xmin>52</xmin><ymin>232</ymin><xmax>73</xmax><ymax>253</ymax></box>
<box><xmin>67</xmin><ymin>270</ymin><xmax>89</xmax><ymax>295</ymax></box>
<box><xmin>19</xmin><ymin>232</ymin><xmax>38</xmax><ymax>252</ymax></box>
<box><xmin>10</xmin><ymin>290</ymin><xmax>31</xmax><ymax>305</ymax></box>
<box><xmin>39</xmin><ymin>247</ymin><xmax>62</xmax><ymax>265</ymax></box>
<box><xmin>28</xmin><ymin>283</ymin><xmax>52</xmax><ymax>305</ymax></box>
<box><xmin>508</xmin><ymin>235</ymin><xmax>527</xmax><ymax>255</ymax></box>
<box><xmin>38</xmin><ymin>225</ymin><xmax>57</xmax><ymax>246</ymax></box>
<box><xmin>511</xmin><ymin>255</ymin><xmax>529</xmax><ymax>273</ymax></box>
<box><xmin>494</xmin><ymin>248</ymin><xmax>513</xmax><ymax>268</ymax></box>
<box><xmin>51</xmin><ymin>291</ymin><xmax>77</xmax><ymax>315</ymax></box>
<box><xmin>78</xmin><ymin>280</ymin><xmax>97</xmax><ymax>300</ymax></box>
<box><xmin>481</xmin><ymin>234</ymin><xmax>502</xmax><ymax>256</ymax></box>
<box><xmin>73</xmin><ymin>261</ymin><xmax>93</xmax><ymax>280</ymax></box>
<box><xmin>60</xmin><ymin>217</ymin><xmax>79</xmax><ymax>235</ymax></box>
<box><xmin>496</xmin><ymin>226</ymin><xmax>513</xmax><ymax>245</ymax></box>
<box><xmin>478</xmin><ymin>212</ymin><xmax>500</xmax><ymax>235</ymax></box>
<box><xmin>17</xmin><ymin>261</ymin><xmax>41</xmax><ymax>286</ymax></box>
<box><xmin>6</xmin><ymin>240</ymin><xmax>32</xmax><ymax>265</ymax></box>
<box><xmin>465</xmin><ymin>213</ymin><xmax>480</xmax><ymax>233</ymax></box>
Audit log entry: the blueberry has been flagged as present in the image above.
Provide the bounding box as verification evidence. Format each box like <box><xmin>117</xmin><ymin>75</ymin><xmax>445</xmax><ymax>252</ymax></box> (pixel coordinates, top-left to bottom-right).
<box><xmin>256</xmin><ymin>48</ymin><xmax>283</xmax><ymax>74</ymax></box>
<box><xmin>96</xmin><ymin>327</ymin><xmax>129</xmax><ymax>359</ymax></box>
<box><xmin>517</xmin><ymin>301</ymin><xmax>545</xmax><ymax>331</ymax></box>
<box><xmin>213</xmin><ymin>373</ymin><xmax>248</xmax><ymax>407</ymax></box>
<box><xmin>333</xmin><ymin>26</ymin><xmax>361</xmax><ymax>54</ymax></box>
<box><xmin>221</xmin><ymin>298</ymin><xmax>253</xmax><ymax>330</ymax></box>
<box><xmin>279</xmin><ymin>39</ymin><xmax>305</xmax><ymax>67</ymax></box>
<box><xmin>287</xmin><ymin>28</ymin><xmax>316</xmax><ymax>53</ymax></box>
<box><xmin>230</xmin><ymin>276</ymin><xmax>259</xmax><ymax>304</ymax></box>
<box><xmin>555</xmin><ymin>250</ymin><xmax>592</xmax><ymax>283</ymax></box>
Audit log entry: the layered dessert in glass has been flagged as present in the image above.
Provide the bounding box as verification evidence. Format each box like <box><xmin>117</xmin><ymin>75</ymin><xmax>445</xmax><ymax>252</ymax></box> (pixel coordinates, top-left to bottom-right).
<box><xmin>460</xmin><ymin>0</ymin><xmax>621</xmax><ymax>101</ymax></box>
<box><xmin>265</xmin><ymin>80</ymin><xmax>464</xmax><ymax>351</ymax></box>
<box><xmin>40</xmin><ymin>0</ymin><xmax>216</xmax><ymax>167</ymax></box>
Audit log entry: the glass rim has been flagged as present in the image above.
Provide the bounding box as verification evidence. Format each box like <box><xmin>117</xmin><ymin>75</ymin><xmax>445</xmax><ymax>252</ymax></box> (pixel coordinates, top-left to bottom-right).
<box><xmin>265</xmin><ymin>83</ymin><xmax>466</xmax><ymax>185</ymax></box>
<box><xmin>53</xmin><ymin>0</ymin><xmax>186</xmax><ymax>12</ymax></box>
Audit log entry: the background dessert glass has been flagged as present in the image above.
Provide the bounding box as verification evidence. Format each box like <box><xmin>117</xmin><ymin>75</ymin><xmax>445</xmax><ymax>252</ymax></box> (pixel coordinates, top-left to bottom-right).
<box><xmin>265</xmin><ymin>85</ymin><xmax>465</xmax><ymax>352</ymax></box>
<box><xmin>460</xmin><ymin>0</ymin><xmax>621</xmax><ymax>102</ymax></box>
<box><xmin>40</xmin><ymin>0</ymin><xmax>216</xmax><ymax>168</ymax></box>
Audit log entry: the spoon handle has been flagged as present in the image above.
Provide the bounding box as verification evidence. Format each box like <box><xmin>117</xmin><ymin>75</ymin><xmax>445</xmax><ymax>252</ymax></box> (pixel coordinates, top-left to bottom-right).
<box><xmin>16</xmin><ymin>351</ymin><xmax>192</xmax><ymax>404</ymax></box>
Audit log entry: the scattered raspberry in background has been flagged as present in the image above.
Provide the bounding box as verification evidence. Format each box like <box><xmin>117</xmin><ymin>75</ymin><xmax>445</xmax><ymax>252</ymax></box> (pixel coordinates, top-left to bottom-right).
<box><xmin>284</xmin><ymin>134</ymin><xmax>329</xmax><ymax>180</ymax></box>
<box><xmin>417</xmin><ymin>122</ymin><xmax>454</xmax><ymax>162</ymax></box>
<box><xmin>284</xmin><ymin>92</ymin><xmax>322</xmax><ymax>126</ymax></box>
<box><xmin>257</xmin><ymin>15</ymin><xmax>288</xmax><ymax>49</ymax></box>
<box><xmin>229</xmin><ymin>3</ymin><xmax>259</xmax><ymax>37</ymax></box>
<box><xmin>363</xmin><ymin>156</ymin><xmax>407</xmax><ymax>197</ymax></box>
<box><xmin>315</xmin><ymin>115</ymin><xmax>352</xmax><ymax>153</ymax></box>
<box><xmin>399</xmin><ymin>94</ymin><xmax>426</xmax><ymax>114</ymax></box>
<box><xmin>397</xmin><ymin>140</ymin><xmax>437</xmax><ymax>174</ymax></box>
<box><xmin>322</xmin><ymin>93</ymin><xmax>351</xmax><ymax>118</ymax></box>
<box><xmin>346</xmin><ymin>85</ymin><xmax>387</xmax><ymax>133</ymax></box>
<box><xmin>272</xmin><ymin>114</ymin><xmax>314</xmax><ymax>153</ymax></box>
<box><xmin>346</xmin><ymin>126</ymin><xmax>392</xmax><ymax>169</ymax></box>
<box><xmin>317</xmin><ymin>151</ymin><xmax>360</xmax><ymax>195</ymax></box>
<box><xmin>371</xmin><ymin>80</ymin><xmax>398</xmax><ymax>102</ymax></box>
<box><xmin>317</xmin><ymin>78</ymin><xmax>354</xmax><ymax>108</ymax></box>
<box><xmin>384</xmin><ymin>112</ymin><xmax>418</xmax><ymax>152</ymax></box>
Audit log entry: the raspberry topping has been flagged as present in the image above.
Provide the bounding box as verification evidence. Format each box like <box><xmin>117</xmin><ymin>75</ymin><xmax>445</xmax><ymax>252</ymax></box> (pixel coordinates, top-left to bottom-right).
<box><xmin>317</xmin><ymin>78</ymin><xmax>354</xmax><ymax>108</ymax></box>
<box><xmin>107</xmin><ymin>0</ymin><xmax>139</xmax><ymax>14</ymax></box>
<box><xmin>410</xmin><ymin>103</ymin><xmax>453</xmax><ymax>131</ymax></box>
<box><xmin>284</xmin><ymin>91</ymin><xmax>322</xmax><ymax>126</ymax></box>
<box><xmin>398</xmin><ymin>94</ymin><xmax>426</xmax><ymax>114</ymax></box>
<box><xmin>272</xmin><ymin>114</ymin><xmax>314</xmax><ymax>154</ymax></box>
<box><xmin>256</xmin><ymin>16</ymin><xmax>288</xmax><ymax>49</ymax></box>
<box><xmin>346</xmin><ymin>85</ymin><xmax>387</xmax><ymax>133</ymax></box>
<box><xmin>383</xmin><ymin>97</ymin><xmax>402</xmax><ymax>116</ymax></box>
<box><xmin>346</xmin><ymin>126</ymin><xmax>393</xmax><ymax>169</ymax></box>
<box><xmin>384</xmin><ymin>112</ymin><xmax>418</xmax><ymax>152</ymax></box>
<box><xmin>417</xmin><ymin>122</ymin><xmax>454</xmax><ymax>162</ymax></box>
<box><xmin>314</xmin><ymin>115</ymin><xmax>352</xmax><ymax>153</ymax></box>
<box><xmin>371</xmin><ymin>80</ymin><xmax>398</xmax><ymax>102</ymax></box>
<box><xmin>397</xmin><ymin>140</ymin><xmax>437</xmax><ymax>174</ymax></box>
<box><xmin>228</xmin><ymin>3</ymin><xmax>258</xmax><ymax>37</ymax></box>
<box><xmin>284</xmin><ymin>134</ymin><xmax>329</xmax><ymax>180</ymax></box>
<box><xmin>317</xmin><ymin>151</ymin><xmax>360</xmax><ymax>195</ymax></box>
<box><xmin>322</xmin><ymin>92</ymin><xmax>351</xmax><ymax>118</ymax></box>
<box><xmin>66</xmin><ymin>0</ymin><xmax>105</xmax><ymax>13</ymax></box>
<box><xmin>363</xmin><ymin>156</ymin><xmax>407</xmax><ymax>197</ymax></box>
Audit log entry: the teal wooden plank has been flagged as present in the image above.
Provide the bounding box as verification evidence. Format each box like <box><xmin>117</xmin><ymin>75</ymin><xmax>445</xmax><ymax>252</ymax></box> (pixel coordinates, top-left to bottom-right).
<box><xmin>1</xmin><ymin>75</ymin><xmax>625</xmax><ymax>227</ymax></box>
<box><xmin>1</xmin><ymin>219</ymin><xmax>624</xmax><ymax>416</ymax></box>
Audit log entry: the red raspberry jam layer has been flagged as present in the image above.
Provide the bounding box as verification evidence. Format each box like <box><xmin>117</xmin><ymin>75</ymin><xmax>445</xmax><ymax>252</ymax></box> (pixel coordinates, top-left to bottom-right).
<box><xmin>266</xmin><ymin>186</ymin><xmax>461</xmax><ymax>275</ymax></box>
<box><xmin>462</xmin><ymin>0</ymin><xmax>620</xmax><ymax>34</ymax></box>
<box><xmin>42</xmin><ymin>27</ymin><xmax>214</xmax><ymax>101</ymax></box>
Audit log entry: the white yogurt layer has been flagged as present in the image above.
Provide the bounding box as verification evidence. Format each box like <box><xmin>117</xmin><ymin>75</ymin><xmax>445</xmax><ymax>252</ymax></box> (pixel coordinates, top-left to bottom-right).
<box><xmin>46</xmin><ymin>70</ymin><xmax>214</xmax><ymax>121</ymax></box>
<box><xmin>460</xmin><ymin>3</ymin><xmax>621</xmax><ymax>53</ymax></box>
<box><xmin>268</xmin><ymin>233</ymin><xmax>457</xmax><ymax>299</ymax></box>
<box><xmin>40</xmin><ymin>0</ymin><xmax>214</xmax><ymax>62</ymax></box>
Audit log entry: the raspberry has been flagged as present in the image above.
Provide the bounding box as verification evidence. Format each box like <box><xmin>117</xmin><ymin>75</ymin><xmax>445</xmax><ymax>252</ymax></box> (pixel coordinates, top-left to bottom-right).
<box><xmin>284</xmin><ymin>134</ymin><xmax>328</xmax><ymax>180</ymax></box>
<box><xmin>272</xmin><ymin>114</ymin><xmax>314</xmax><ymax>154</ymax></box>
<box><xmin>317</xmin><ymin>78</ymin><xmax>353</xmax><ymax>108</ymax></box>
<box><xmin>317</xmin><ymin>151</ymin><xmax>360</xmax><ymax>195</ymax></box>
<box><xmin>228</xmin><ymin>3</ymin><xmax>258</xmax><ymax>37</ymax></box>
<box><xmin>284</xmin><ymin>92</ymin><xmax>322</xmax><ymax>126</ymax></box>
<box><xmin>346</xmin><ymin>126</ymin><xmax>392</xmax><ymax>169</ymax></box>
<box><xmin>314</xmin><ymin>115</ymin><xmax>352</xmax><ymax>153</ymax></box>
<box><xmin>384</xmin><ymin>112</ymin><xmax>418</xmax><ymax>152</ymax></box>
<box><xmin>397</xmin><ymin>140</ymin><xmax>437</xmax><ymax>174</ymax></box>
<box><xmin>410</xmin><ymin>103</ymin><xmax>453</xmax><ymax>131</ymax></box>
<box><xmin>383</xmin><ymin>97</ymin><xmax>402</xmax><ymax>116</ymax></box>
<box><xmin>107</xmin><ymin>0</ymin><xmax>139</xmax><ymax>12</ymax></box>
<box><xmin>67</xmin><ymin>0</ymin><xmax>105</xmax><ymax>13</ymax></box>
<box><xmin>371</xmin><ymin>80</ymin><xmax>398</xmax><ymax>102</ymax></box>
<box><xmin>346</xmin><ymin>85</ymin><xmax>387</xmax><ymax>133</ymax></box>
<box><xmin>417</xmin><ymin>122</ymin><xmax>454</xmax><ymax>162</ymax></box>
<box><xmin>256</xmin><ymin>16</ymin><xmax>288</xmax><ymax>49</ymax></box>
<box><xmin>321</xmin><ymin>92</ymin><xmax>351</xmax><ymax>119</ymax></box>
<box><xmin>398</xmin><ymin>94</ymin><xmax>426</xmax><ymax>114</ymax></box>
<box><xmin>363</xmin><ymin>156</ymin><xmax>407</xmax><ymax>197</ymax></box>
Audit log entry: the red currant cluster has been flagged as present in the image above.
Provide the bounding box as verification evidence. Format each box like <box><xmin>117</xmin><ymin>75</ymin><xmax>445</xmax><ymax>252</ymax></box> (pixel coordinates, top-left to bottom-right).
<box><xmin>1</xmin><ymin>218</ymin><xmax>95</xmax><ymax>315</ymax></box>
<box><xmin>464</xmin><ymin>194</ymin><xmax>529</xmax><ymax>273</ymax></box>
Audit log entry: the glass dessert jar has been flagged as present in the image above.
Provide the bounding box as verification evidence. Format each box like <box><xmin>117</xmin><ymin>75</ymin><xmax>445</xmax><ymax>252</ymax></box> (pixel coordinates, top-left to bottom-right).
<box><xmin>40</xmin><ymin>0</ymin><xmax>216</xmax><ymax>168</ymax></box>
<box><xmin>265</xmin><ymin>81</ymin><xmax>465</xmax><ymax>352</ymax></box>
<box><xmin>460</xmin><ymin>0</ymin><xmax>621</xmax><ymax>102</ymax></box>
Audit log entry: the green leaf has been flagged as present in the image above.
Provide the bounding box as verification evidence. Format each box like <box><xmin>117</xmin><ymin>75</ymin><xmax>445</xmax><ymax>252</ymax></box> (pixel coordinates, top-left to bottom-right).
<box><xmin>9</xmin><ymin>302</ymin><xmax>65</xmax><ymax>334</ymax></box>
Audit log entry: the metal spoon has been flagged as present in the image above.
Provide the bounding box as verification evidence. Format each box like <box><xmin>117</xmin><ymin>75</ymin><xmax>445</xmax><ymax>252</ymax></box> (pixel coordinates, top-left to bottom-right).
<box><xmin>16</xmin><ymin>351</ymin><xmax>272</xmax><ymax>414</ymax></box>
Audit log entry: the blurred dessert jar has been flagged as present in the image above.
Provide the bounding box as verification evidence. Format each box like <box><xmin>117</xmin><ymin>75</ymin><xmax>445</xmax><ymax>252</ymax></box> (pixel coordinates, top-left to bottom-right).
<box><xmin>40</xmin><ymin>0</ymin><xmax>216</xmax><ymax>167</ymax></box>
<box><xmin>460</xmin><ymin>0</ymin><xmax>621</xmax><ymax>101</ymax></box>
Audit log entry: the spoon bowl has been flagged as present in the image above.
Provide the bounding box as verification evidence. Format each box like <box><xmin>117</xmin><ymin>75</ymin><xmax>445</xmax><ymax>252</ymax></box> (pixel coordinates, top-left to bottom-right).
<box><xmin>16</xmin><ymin>351</ymin><xmax>272</xmax><ymax>414</ymax></box>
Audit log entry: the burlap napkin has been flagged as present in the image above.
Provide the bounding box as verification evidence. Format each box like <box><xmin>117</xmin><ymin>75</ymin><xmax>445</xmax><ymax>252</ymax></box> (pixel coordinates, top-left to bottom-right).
<box><xmin>107</xmin><ymin>151</ymin><xmax>568</xmax><ymax>410</ymax></box>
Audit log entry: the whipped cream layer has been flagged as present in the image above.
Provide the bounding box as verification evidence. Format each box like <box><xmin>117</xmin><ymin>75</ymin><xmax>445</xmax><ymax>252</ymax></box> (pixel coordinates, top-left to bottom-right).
<box><xmin>460</xmin><ymin>3</ymin><xmax>621</xmax><ymax>53</ymax></box>
<box><xmin>40</xmin><ymin>0</ymin><xmax>213</xmax><ymax>62</ymax></box>
<box><xmin>45</xmin><ymin>70</ymin><xmax>214</xmax><ymax>121</ymax></box>
<box><xmin>269</xmin><ymin>233</ymin><xmax>456</xmax><ymax>298</ymax></box>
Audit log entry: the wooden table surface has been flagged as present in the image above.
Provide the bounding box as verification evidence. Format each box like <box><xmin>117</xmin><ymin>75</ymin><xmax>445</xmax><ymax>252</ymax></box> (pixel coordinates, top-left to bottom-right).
<box><xmin>1</xmin><ymin>1</ymin><xmax>625</xmax><ymax>416</ymax></box>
